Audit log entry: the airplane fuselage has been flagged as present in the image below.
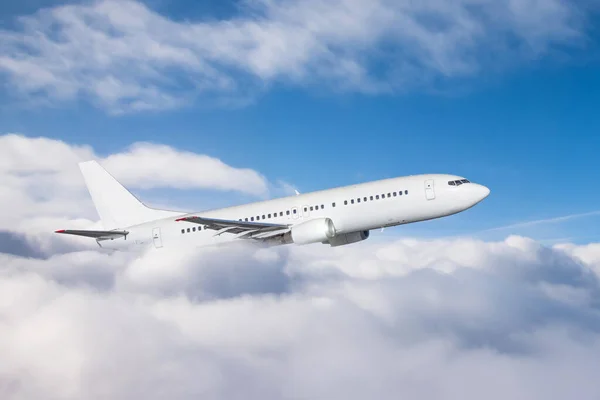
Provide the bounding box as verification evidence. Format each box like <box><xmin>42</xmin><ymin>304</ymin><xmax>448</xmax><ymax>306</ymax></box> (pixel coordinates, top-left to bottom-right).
<box><xmin>97</xmin><ymin>173</ymin><xmax>490</xmax><ymax>251</ymax></box>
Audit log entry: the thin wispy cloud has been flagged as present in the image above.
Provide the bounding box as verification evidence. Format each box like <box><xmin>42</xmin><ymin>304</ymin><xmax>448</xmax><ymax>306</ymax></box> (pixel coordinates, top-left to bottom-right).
<box><xmin>406</xmin><ymin>209</ymin><xmax>600</xmax><ymax>244</ymax></box>
<box><xmin>475</xmin><ymin>210</ymin><xmax>600</xmax><ymax>234</ymax></box>
<box><xmin>0</xmin><ymin>0</ymin><xmax>592</xmax><ymax>113</ymax></box>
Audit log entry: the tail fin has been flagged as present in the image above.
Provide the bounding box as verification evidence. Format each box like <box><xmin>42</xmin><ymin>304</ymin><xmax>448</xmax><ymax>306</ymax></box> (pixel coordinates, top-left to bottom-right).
<box><xmin>79</xmin><ymin>161</ymin><xmax>184</xmax><ymax>230</ymax></box>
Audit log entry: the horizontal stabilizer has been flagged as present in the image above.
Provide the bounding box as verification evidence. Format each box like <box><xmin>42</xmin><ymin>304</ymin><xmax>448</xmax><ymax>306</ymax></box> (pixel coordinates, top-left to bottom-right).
<box><xmin>55</xmin><ymin>229</ymin><xmax>129</xmax><ymax>240</ymax></box>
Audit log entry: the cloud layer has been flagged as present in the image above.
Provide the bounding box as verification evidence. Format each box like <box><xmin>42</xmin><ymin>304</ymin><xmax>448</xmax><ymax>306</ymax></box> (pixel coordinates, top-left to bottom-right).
<box><xmin>1</xmin><ymin>134</ymin><xmax>600</xmax><ymax>399</ymax></box>
<box><xmin>0</xmin><ymin>135</ymin><xmax>600</xmax><ymax>400</ymax></box>
<box><xmin>0</xmin><ymin>0</ymin><xmax>592</xmax><ymax>112</ymax></box>
<box><xmin>2</xmin><ymin>234</ymin><xmax>600</xmax><ymax>399</ymax></box>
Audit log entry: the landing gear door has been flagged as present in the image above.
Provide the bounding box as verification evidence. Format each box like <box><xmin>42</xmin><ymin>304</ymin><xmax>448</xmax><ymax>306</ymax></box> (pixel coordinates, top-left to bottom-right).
<box><xmin>424</xmin><ymin>179</ymin><xmax>435</xmax><ymax>200</ymax></box>
<box><xmin>152</xmin><ymin>227</ymin><xmax>163</xmax><ymax>248</ymax></box>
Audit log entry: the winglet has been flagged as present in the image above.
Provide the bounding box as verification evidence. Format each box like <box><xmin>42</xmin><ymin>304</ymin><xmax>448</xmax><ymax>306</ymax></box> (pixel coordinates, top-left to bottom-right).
<box><xmin>55</xmin><ymin>229</ymin><xmax>66</xmax><ymax>233</ymax></box>
<box><xmin>294</xmin><ymin>190</ymin><xmax>300</xmax><ymax>196</ymax></box>
<box><xmin>176</xmin><ymin>217</ymin><xmax>193</xmax><ymax>222</ymax></box>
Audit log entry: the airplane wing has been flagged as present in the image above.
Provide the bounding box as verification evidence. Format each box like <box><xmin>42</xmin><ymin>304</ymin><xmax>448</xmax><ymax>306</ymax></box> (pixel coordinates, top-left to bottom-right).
<box><xmin>55</xmin><ymin>229</ymin><xmax>129</xmax><ymax>240</ymax></box>
<box><xmin>176</xmin><ymin>216</ymin><xmax>290</xmax><ymax>240</ymax></box>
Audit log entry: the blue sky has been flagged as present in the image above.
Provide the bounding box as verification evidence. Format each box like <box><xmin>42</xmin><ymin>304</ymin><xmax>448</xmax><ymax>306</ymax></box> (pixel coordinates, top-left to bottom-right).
<box><xmin>1</xmin><ymin>0</ymin><xmax>599</xmax><ymax>244</ymax></box>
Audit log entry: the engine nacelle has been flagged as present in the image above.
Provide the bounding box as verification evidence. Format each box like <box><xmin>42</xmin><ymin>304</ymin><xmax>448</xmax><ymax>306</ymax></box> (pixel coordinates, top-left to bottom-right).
<box><xmin>290</xmin><ymin>218</ymin><xmax>336</xmax><ymax>245</ymax></box>
<box><xmin>328</xmin><ymin>230</ymin><xmax>370</xmax><ymax>247</ymax></box>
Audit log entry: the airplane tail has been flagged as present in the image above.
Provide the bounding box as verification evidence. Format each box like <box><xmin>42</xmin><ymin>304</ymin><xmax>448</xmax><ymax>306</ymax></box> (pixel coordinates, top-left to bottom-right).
<box><xmin>79</xmin><ymin>160</ymin><xmax>184</xmax><ymax>230</ymax></box>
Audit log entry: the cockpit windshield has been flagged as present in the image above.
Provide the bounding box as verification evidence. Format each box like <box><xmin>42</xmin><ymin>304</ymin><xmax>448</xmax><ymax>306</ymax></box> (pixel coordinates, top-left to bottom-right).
<box><xmin>448</xmin><ymin>179</ymin><xmax>470</xmax><ymax>186</ymax></box>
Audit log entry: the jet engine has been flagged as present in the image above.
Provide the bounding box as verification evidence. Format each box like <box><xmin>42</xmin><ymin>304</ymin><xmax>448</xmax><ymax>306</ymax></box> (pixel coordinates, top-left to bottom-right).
<box><xmin>328</xmin><ymin>230</ymin><xmax>370</xmax><ymax>247</ymax></box>
<box><xmin>290</xmin><ymin>217</ymin><xmax>336</xmax><ymax>245</ymax></box>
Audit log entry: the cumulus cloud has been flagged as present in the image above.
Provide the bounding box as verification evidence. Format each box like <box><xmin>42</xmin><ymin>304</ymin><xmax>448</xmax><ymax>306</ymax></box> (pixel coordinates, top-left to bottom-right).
<box><xmin>2</xmin><ymin>234</ymin><xmax>600</xmax><ymax>399</ymax></box>
<box><xmin>0</xmin><ymin>0</ymin><xmax>593</xmax><ymax>112</ymax></box>
<box><xmin>0</xmin><ymin>133</ymin><xmax>270</xmax><ymax>242</ymax></box>
<box><xmin>102</xmin><ymin>142</ymin><xmax>268</xmax><ymax>194</ymax></box>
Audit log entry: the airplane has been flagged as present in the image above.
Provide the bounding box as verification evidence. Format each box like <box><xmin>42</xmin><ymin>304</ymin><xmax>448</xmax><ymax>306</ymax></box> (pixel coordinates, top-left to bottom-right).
<box><xmin>55</xmin><ymin>161</ymin><xmax>490</xmax><ymax>251</ymax></box>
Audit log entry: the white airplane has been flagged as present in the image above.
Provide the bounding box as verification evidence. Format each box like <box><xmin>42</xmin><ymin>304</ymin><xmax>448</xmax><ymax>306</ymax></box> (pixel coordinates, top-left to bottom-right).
<box><xmin>55</xmin><ymin>161</ymin><xmax>490</xmax><ymax>251</ymax></box>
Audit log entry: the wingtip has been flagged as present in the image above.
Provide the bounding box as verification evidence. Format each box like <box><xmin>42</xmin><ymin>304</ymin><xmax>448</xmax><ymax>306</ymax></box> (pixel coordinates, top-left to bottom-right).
<box><xmin>55</xmin><ymin>229</ymin><xmax>66</xmax><ymax>233</ymax></box>
<box><xmin>175</xmin><ymin>217</ymin><xmax>192</xmax><ymax>222</ymax></box>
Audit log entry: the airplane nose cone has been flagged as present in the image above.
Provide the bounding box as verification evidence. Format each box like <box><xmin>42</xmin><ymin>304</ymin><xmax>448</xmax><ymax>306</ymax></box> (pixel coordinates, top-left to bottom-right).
<box><xmin>452</xmin><ymin>182</ymin><xmax>490</xmax><ymax>210</ymax></box>
<box><xmin>473</xmin><ymin>184</ymin><xmax>490</xmax><ymax>202</ymax></box>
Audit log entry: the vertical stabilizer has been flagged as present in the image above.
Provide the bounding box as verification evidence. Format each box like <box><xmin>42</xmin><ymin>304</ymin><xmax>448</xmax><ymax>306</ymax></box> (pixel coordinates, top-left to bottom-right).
<box><xmin>79</xmin><ymin>161</ymin><xmax>183</xmax><ymax>230</ymax></box>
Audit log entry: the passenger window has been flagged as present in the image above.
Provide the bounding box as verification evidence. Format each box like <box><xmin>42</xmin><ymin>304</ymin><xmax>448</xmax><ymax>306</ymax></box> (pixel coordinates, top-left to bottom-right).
<box><xmin>332</xmin><ymin>202</ymin><xmax>336</xmax><ymax>207</ymax></box>
<box><xmin>293</xmin><ymin>209</ymin><xmax>297</xmax><ymax>214</ymax></box>
<box><xmin>321</xmin><ymin>205</ymin><xmax>324</xmax><ymax>209</ymax></box>
<box><xmin>193</xmin><ymin>227</ymin><xmax>196</xmax><ymax>232</ymax></box>
<box><xmin>310</xmin><ymin>206</ymin><xmax>313</xmax><ymax>211</ymax></box>
<box><xmin>393</xmin><ymin>192</ymin><xmax>397</xmax><ymax>197</ymax></box>
<box><xmin>357</xmin><ymin>198</ymin><xmax>361</xmax><ymax>203</ymax></box>
<box><xmin>351</xmin><ymin>199</ymin><xmax>354</xmax><ymax>204</ymax></box>
<box><xmin>268</xmin><ymin>214</ymin><xmax>271</xmax><ymax>218</ymax></box>
<box><xmin>262</xmin><ymin>215</ymin><xmax>265</xmax><ymax>219</ymax></box>
<box><xmin>376</xmin><ymin>195</ymin><xmax>379</xmax><ymax>199</ymax></box>
<box><xmin>363</xmin><ymin>197</ymin><xmax>367</xmax><ymax>202</ymax></box>
<box><xmin>405</xmin><ymin>190</ymin><xmax>408</xmax><ymax>195</ymax></box>
<box><xmin>286</xmin><ymin>210</ymin><xmax>290</xmax><ymax>215</ymax></box>
<box><xmin>181</xmin><ymin>229</ymin><xmax>184</xmax><ymax>234</ymax></box>
<box><xmin>187</xmin><ymin>228</ymin><xmax>190</xmax><ymax>233</ymax></box>
<box><xmin>280</xmin><ymin>212</ymin><xmax>283</xmax><ymax>216</ymax></box>
<box><xmin>245</xmin><ymin>218</ymin><xmax>248</xmax><ymax>221</ymax></box>
<box><xmin>399</xmin><ymin>191</ymin><xmax>402</xmax><ymax>196</ymax></box>
<box><xmin>370</xmin><ymin>196</ymin><xmax>373</xmax><ymax>201</ymax></box>
<box><xmin>251</xmin><ymin>217</ymin><xmax>254</xmax><ymax>221</ymax></box>
<box><xmin>304</xmin><ymin>207</ymin><xmax>308</xmax><ymax>212</ymax></box>
<box><xmin>344</xmin><ymin>200</ymin><xmax>348</xmax><ymax>205</ymax></box>
<box><xmin>387</xmin><ymin>193</ymin><xmax>390</xmax><ymax>197</ymax></box>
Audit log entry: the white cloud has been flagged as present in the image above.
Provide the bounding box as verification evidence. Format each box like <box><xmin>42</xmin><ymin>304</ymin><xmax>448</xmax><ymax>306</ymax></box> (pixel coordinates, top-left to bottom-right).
<box><xmin>0</xmin><ymin>134</ymin><xmax>270</xmax><ymax>237</ymax></box>
<box><xmin>2</xmin><ymin>234</ymin><xmax>600</xmax><ymax>399</ymax></box>
<box><xmin>102</xmin><ymin>142</ymin><xmax>268</xmax><ymax>195</ymax></box>
<box><xmin>0</xmin><ymin>0</ymin><xmax>591</xmax><ymax>113</ymax></box>
<box><xmin>2</xmin><ymin>132</ymin><xmax>600</xmax><ymax>398</ymax></box>
<box><xmin>556</xmin><ymin>242</ymin><xmax>600</xmax><ymax>276</ymax></box>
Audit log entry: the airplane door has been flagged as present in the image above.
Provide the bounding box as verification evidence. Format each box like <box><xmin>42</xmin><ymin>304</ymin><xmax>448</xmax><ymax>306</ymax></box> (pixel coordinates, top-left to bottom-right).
<box><xmin>424</xmin><ymin>179</ymin><xmax>435</xmax><ymax>200</ymax></box>
<box><xmin>152</xmin><ymin>227</ymin><xmax>163</xmax><ymax>248</ymax></box>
